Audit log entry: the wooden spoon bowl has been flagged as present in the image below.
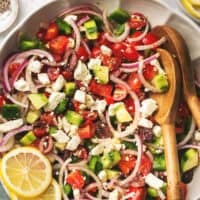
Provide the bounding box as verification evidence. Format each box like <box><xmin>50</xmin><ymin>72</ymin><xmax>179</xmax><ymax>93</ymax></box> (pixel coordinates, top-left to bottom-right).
<box><xmin>152</xmin><ymin>25</ymin><xmax>200</xmax><ymax>128</ymax></box>
<box><xmin>151</xmin><ymin>48</ymin><xmax>182</xmax><ymax>200</ymax></box>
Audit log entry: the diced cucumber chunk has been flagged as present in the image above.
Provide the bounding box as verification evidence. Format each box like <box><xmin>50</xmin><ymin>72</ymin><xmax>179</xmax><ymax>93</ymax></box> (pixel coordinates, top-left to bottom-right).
<box><xmin>115</xmin><ymin>103</ymin><xmax>132</xmax><ymax>123</ymax></box>
<box><xmin>84</xmin><ymin>20</ymin><xmax>98</xmax><ymax>40</ymax></box>
<box><xmin>64</xmin><ymin>82</ymin><xmax>76</xmax><ymax>96</ymax></box>
<box><xmin>1</xmin><ymin>104</ymin><xmax>20</xmax><ymax>120</ymax></box>
<box><xmin>181</xmin><ymin>148</ymin><xmax>199</xmax><ymax>173</ymax></box>
<box><xmin>65</xmin><ymin>110</ymin><xmax>83</xmax><ymax>126</ymax></box>
<box><xmin>55</xmin><ymin>98</ymin><xmax>68</xmax><ymax>114</ymax></box>
<box><xmin>93</xmin><ymin>65</ymin><xmax>109</xmax><ymax>84</ymax></box>
<box><xmin>109</xmin><ymin>8</ymin><xmax>130</xmax><ymax>24</ymax></box>
<box><xmin>88</xmin><ymin>155</ymin><xmax>103</xmax><ymax>173</ymax></box>
<box><xmin>56</xmin><ymin>18</ymin><xmax>72</xmax><ymax>35</ymax></box>
<box><xmin>101</xmin><ymin>150</ymin><xmax>121</xmax><ymax>169</ymax></box>
<box><xmin>105</xmin><ymin>169</ymin><xmax>120</xmax><ymax>180</ymax></box>
<box><xmin>26</xmin><ymin>110</ymin><xmax>40</xmax><ymax>124</ymax></box>
<box><xmin>113</xmin><ymin>23</ymin><xmax>125</xmax><ymax>36</ymax></box>
<box><xmin>147</xmin><ymin>187</ymin><xmax>158</xmax><ymax>198</ymax></box>
<box><xmin>28</xmin><ymin>93</ymin><xmax>48</xmax><ymax>110</ymax></box>
<box><xmin>20</xmin><ymin>131</ymin><xmax>37</xmax><ymax>145</ymax></box>
<box><xmin>63</xmin><ymin>184</ymin><xmax>72</xmax><ymax>196</ymax></box>
<box><xmin>153</xmin><ymin>154</ymin><xmax>166</xmax><ymax>171</ymax></box>
<box><xmin>49</xmin><ymin>126</ymin><xmax>58</xmax><ymax>135</ymax></box>
<box><xmin>152</xmin><ymin>74</ymin><xmax>169</xmax><ymax>92</ymax></box>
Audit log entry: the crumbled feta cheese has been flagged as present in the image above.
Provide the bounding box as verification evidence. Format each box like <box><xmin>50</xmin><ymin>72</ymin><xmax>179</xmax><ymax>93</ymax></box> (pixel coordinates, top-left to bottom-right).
<box><xmin>68</xmin><ymin>38</ymin><xmax>75</xmax><ymax>48</ymax></box>
<box><xmin>91</xmin><ymin>144</ymin><xmax>104</xmax><ymax>155</ymax></box>
<box><xmin>62</xmin><ymin>117</ymin><xmax>71</xmax><ymax>133</ymax></box>
<box><xmin>140</xmin><ymin>98</ymin><xmax>158</xmax><ymax>118</ymax></box>
<box><xmin>37</xmin><ymin>73</ymin><xmax>50</xmax><ymax>85</ymax></box>
<box><xmin>52</xmin><ymin>75</ymin><xmax>65</xmax><ymax>92</ymax></box>
<box><xmin>68</xmin><ymin>125</ymin><xmax>78</xmax><ymax>136</ymax></box>
<box><xmin>98</xmin><ymin>170</ymin><xmax>107</xmax><ymax>182</ymax></box>
<box><xmin>74</xmin><ymin>60</ymin><xmax>92</xmax><ymax>84</ymax></box>
<box><xmin>64</xmin><ymin>15</ymin><xmax>78</xmax><ymax>22</ymax></box>
<box><xmin>0</xmin><ymin>119</ymin><xmax>23</xmax><ymax>133</ymax></box>
<box><xmin>73</xmin><ymin>189</ymin><xmax>80</xmax><ymax>200</ymax></box>
<box><xmin>66</xmin><ymin>135</ymin><xmax>81</xmax><ymax>151</ymax></box>
<box><xmin>145</xmin><ymin>173</ymin><xmax>164</xmax><ymax>189</ymax></box>
<box><xmin>109</xmin><ymin>189</ymin><xmax>120</xmax><ymax>200</ymax></box>
<box><xmin>51</xmin><ymin>130</ymin><xmax>69</xmax><ymax>143</ymax></box>
<box><xmin>100</xmin><ymin>45</ymin><xmax>112</xmax><ymax>56</ymax></box>
<box><xmin>87</xmin><ymin>58</ymin><xmax>101</xmax><ymax>69</ymax></box>
<box><xmin>14</xmin><ymin>78</ymin><xmax>30</xmax><ymax>92</ymax></box>
<box><xmin>138</xmin><ymin>118</ymin><xmax>153</xmax><ymax>129</ymax></box>
<box><xmin>194</xmin><ymin>130</ymin><xmax>200</xmax><ymax>141</ymax></box>
<box><xmin>74</xmin><ymin>90</ymin><xmax>86</xmax><ymax>104</ymax></box>
<box><xmin>150</xmin><ymin>59</ymin><xmax>165</xmax><ymax>74</ymax></box>
<box><xmin>45</xmin><ymin>92</ymin><xmax>65</xmax><ymax>111</ymax></box>
<box><xmin>153</xmin><ymin>125</ymin><xmax>162</xmax><ymax>137</ymax></box>
<box><xmin>91</xmin><ymin>99</ymin><xmax>107</xmax><ymax>113</ymax></box>
<box><xmin>86</xmin><ymin>95</ymin><xmax>95</xmax><ymax>108</ymax></box>
<box><xmin>28</xmin><ymin>60</ymin><xmax>43</xmax><ymax>73</ymax></box>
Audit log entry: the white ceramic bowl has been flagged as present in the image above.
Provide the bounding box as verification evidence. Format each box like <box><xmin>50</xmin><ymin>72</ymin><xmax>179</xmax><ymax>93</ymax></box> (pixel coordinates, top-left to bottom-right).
<box><xmin>0</xmin><ymin>0</ymin><xmax>200</xmax><ymax>199</ymax></box>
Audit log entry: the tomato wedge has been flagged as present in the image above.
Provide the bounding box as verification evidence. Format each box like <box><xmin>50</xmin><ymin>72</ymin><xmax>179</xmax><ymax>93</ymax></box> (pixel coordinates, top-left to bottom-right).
<box><xmin>66</xmin><ymin>170</ymin><xmax>85</xmax><ymax>189</ymax></box>
<box><xmin>127</xmin><ymin>186</ymin><xmax>147</xmax><ymax>200</ymax></box>
<box><xmin>78</xmin><ymin>122</ymin><xmax>95</xmax><ymax>139</ymax></box>
<box><xmin>44</xmin><ymin>23</ymin><xmax>59</xmax><ymax>41</ymax></box>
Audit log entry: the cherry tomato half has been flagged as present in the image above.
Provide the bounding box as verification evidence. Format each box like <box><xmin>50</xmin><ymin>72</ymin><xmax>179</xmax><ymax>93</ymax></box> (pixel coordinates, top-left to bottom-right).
<box><xmin>123</xmin><ymin>45</ymin><xmax>140</xmax><ymax>62</ymax></box>
<box><xmin>113</xmin><ymin>84</ymin><xmax>128</xmax><ymax>101</ymax></box>
<box><xmin>129</xmin><ymin>13</ymin><xmax>147</xmax><ymax>30</ymax></box>
<box><xmin>44</xmin><ymin>23</ymin><xmax>59</xmax><ymax>41</ymax></box>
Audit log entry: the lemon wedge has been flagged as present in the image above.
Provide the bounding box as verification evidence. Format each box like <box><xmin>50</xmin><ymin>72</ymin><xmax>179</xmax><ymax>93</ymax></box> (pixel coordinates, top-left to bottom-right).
<box><xmin>188</xmin><ymin>0</ymin><xmax>200</xmax><ymax>7</ymax></box>
<box><xmin>1</xmin><ymin>147</ymin><xmax>52</xmax><ymax>198</ymax></box>
<box><xmin>181</xmin><ymin>0</ymin><xmax>200</xmax><ymax>19</ymax></box>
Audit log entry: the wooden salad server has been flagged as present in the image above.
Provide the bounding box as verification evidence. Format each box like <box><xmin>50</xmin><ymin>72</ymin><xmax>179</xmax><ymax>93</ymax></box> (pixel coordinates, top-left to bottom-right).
<box><xmin>153</xmin><ymin>25</ymin><xmax>200</xmax><ymax>128</ymax></box>
<box><xmin>151</xmin><ymin>48</ymin><xmax>182</xmax><ymax>200</ymax></box>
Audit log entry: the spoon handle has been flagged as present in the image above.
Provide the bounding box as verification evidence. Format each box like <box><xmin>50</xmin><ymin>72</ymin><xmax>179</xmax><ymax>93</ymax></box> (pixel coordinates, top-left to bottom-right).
<box><xmin>162</xmin><ymin>123</ymin><xmax>182</xmax><ymax>200</ymax></box>
<box><xmin>186</xmin><ymin>95</ymin><xmax>200</xmax><ymax>129</ymax></box>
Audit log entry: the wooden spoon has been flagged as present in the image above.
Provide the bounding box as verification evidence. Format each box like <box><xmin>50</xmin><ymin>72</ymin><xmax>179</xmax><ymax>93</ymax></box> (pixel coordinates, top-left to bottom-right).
<box><xmin>152</xmin><ymin>25</ymin><xmax>200</xmax><ymax>128</ymax></box>
<box><xmin>151</xmin><ymin>48</ymin><xmax>182</xmax><ymax>200</ymax></box>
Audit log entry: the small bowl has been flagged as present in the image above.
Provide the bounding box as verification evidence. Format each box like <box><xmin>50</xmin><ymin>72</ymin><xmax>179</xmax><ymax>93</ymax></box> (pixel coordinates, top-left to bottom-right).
<box><xmin>175</xmin><ymin>0</ymin><xmax>200</xmax><ymax>23</ymax></box>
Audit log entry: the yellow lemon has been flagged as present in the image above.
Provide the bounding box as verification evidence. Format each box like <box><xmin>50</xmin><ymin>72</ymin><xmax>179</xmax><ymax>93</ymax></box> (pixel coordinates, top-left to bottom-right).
<box><xmin>1</xmin><ymin>147</ymin><xmax>52</xmax><ymax>198</ymax></box>
<box><xmin>188</xmin><ymin>0</ymin><xmax>200</xmax><ymax>7</ymax></box>
<box><xmin>181</xmin><ymin>0</ymin><xmax>200</xmax><ymax>19</ymax></box>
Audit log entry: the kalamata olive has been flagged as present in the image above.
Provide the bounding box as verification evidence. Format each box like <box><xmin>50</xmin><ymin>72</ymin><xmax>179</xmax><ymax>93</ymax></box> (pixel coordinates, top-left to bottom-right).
<box><xmin>95</xmin><ymin>121</ymin><xmax>112</xmax><ymax>138</ymax></box>
<box><xmin>39</xmin><ymin>136</ymin><xmax>54</xmax><ymax>154</ymax></box>
<box><xmin>136</xmin><ymin>127</ymin><xmax>153</xmax><ymax>142</ymax></box>
<box><xmin>182</xmin><ymin>170</ymin><xmax>194</xmax><ymax>184</ymax></box>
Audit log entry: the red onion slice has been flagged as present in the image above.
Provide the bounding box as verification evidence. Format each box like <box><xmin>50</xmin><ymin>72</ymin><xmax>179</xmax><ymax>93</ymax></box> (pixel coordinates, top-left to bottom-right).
<box><xmin>135</xmin><ymin>36</ymin><xmax>166</xmax><ymax>51</ymax></box>
<box><xmin>127</xmin><ymin>22</ymin><xmax>149</xmax><ymax>43</ymax></box>
<box><xmin>121</xmin><ymin>53</ymin><xmax>160</xmax><ymax>71</ymax></box>
<box><xmin>0</xmin><ymin>125</ymin><xmax>32</xmax><ymax>146</ymax></box>
<box><xmin>65</xmin><ymin>18</ymin><xmax>81</xmax><ymax>51</ymax></box>
<box><xmin>104</xmin><ymin>23</ymin><xmax>130</xmax><ymax>43</ymax></box>
<box><xmin>178</xmin><ymin>117</ymin><xmax>196</xmax><ymax>147</ymax></box>
<box><xmin>77</xmin><ymin>15</ymin><xmax>90</xmax><ymax>26</ymax></box>
<box><xmin>81</xmin><ymin>40</ymin><xmax>91</xmax><ymax>56</ymax></box>
<box><xmin>6</xmin><ymin>93</ymin><xmax>28</xmax><ymax>108</ymax></box>
<box><xmin>178</xmin><ymin>144</ymin><xmax>200</xmax><ymax>150</ymax></box>
<box><xmin>138</xmin><ymin>59</ymin><xmax>162</xmax><ymax>93</ymax></box>
<box><xmin>119</xmin><ymin>134</ymin><xmax>143</xmax><ymax>186</ymax></box>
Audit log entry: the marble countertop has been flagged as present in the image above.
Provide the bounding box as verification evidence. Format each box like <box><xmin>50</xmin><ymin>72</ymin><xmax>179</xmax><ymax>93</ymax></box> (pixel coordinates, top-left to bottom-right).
<box><xmin>0</xmin><ymin>0</ymin><xmax>195</xmax><ymax>45</ymax></box>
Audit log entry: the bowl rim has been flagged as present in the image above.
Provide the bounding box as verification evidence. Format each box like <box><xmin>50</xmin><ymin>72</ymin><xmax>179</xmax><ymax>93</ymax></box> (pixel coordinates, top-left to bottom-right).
<box><xmin>0</xmin><ymin>0</ymin><xmax>200</xmax><ymax>54</ymax></box>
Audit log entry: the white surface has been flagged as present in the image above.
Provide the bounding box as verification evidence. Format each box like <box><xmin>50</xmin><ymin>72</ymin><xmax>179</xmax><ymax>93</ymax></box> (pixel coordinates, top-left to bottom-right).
<box><xmin>0</xmin><ymin>0</ymin><xmax>194</xmax><ymax>46</ymax></box>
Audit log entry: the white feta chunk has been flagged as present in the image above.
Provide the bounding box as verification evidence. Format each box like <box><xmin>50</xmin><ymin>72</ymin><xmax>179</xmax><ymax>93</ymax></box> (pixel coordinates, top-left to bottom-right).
<box><xmin>98</xmin><ymin>170</ymin><xmax>107</xmax><ymax>182</ymax></box>
<box><xmin>91</xmin><ymin>143</ymin><xmax>104</xmax><ymax>155</ymax></box>
<box><xmin>138</xmin><ymin>118</ymin><xmax>153</xmax><ymax>129</ymax></box>
<box><xmin>52</xmin><ymin>75</ymin><xmax>65</xmax><ymax>92</ymax></box>
<box><xmin>153</xmin><ymin>125</ymin><xmax>162</xmax><ymax>137</ymax></box>
<box><xmin>64</xmin><ymin>15</ymin><xmax>78</xmax><ymax>22</ymax></box>
<box><xmin>194</xmin><ymin>130</ymin><xmax>200</xmax><ymax>141</ymax></box>
<box><xmin>37</xmin><ymin>73</ymin><xmax>50</xmax><ymax>85</ymax></box>
<box><xmin>0</xmin><ymin>119</ymin><xmax>23</xmax><ymax>133</ymax></box>
<box><xmin>145</xmin><ymin>173</ymin><xmax>164</xmax><ymax>189</ymax></box>
<box><xmin>28</xmin><ymin>60</ymin><xmax>43</xmax><ymax>73</ymax></box>
<box><xmin>68</xmin><ymin>125</ymin><xmax>78</xmax><ymax>136</ymax></box>
<box><xmin>91</xmin><ymin>99</ymin><xmax>107</xmax><ymax>113</ymax></box>
<box><xmin>150</xmin><ymin>59</ymin><xmax>165</xmax><ymax>74</ymax></box>
<box><xmin>140</xmin><ymin>98</ymin><xmax>158</xmax><ymax>118</ymax></box>
<box><xmin>87</xmin><ymin>58</ymin><xmax>101</xmax><ymax>69</ymax></box>
<box><xmin>62</xmin><ymin>117</ymin><xmax>71</xmax><ymax>133</ymax></box>
<box><xmin>68</xmin><ymin>38</ymin><xmax>75</xmax><ymax>48</ymax></box>
<box><xmin>109</xmin><ymin>189</ymin><xmax>120</xmax><ymax>200</ymax></box>
<box><xmin>51</xmin><ymin>130</ymin><xmax>69</xmax><ymax>143</ymax></box>
<box><xmin>66</xmin><ymin>135</ymin><xmax>81</xmax><ymax>151</ymax></box>
<box><xmin>45</xmin><ymin>92</ymin><xmax>65</xmax><ymax>112</ymax></box>
<box><xmin>100</xmin><ymin>45</ymin><xmax>112</xmax><ymax>56</ymax></box>
<box><xmin>74</xmin><ymin>60</ymin><xmax>92</xmax><ymax>84</ymax></box>
<box><xmin>14</xmin><ymin>78</ymin><xmax>30</xmax><ymax>92</ymax></box>
<box><xmin>74</xmin><ymin>90</ymin><xmax>86</xmax><ymax>104</ymax></box>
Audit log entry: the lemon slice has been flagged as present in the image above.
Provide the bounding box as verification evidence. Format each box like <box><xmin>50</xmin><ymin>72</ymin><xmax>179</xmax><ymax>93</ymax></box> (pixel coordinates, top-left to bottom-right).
<box><xmin>12</xmin><ymin>179</ymin><xmax>61</xmax><ymax>200</ymax></box>
<box><xmin>1</xmin><ymin>147</ymin><xmax>52</xmax><ymax>198</ymax></box>
<box><xmin>188</xmin><ymin>0</ymin><xmax>200</xmax><ymax>7</ymax></box>
<box><xmin>181</xmin><ymin>0</ymin><xmax>200</xmax><ymax>19</ymax></box>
